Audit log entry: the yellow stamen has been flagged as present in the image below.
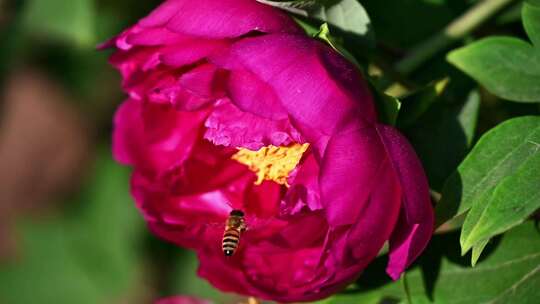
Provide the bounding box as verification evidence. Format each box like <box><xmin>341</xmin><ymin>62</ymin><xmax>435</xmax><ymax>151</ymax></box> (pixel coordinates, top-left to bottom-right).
<box><xmin>232</xmin><ymin>143</ymin><xmax>309</xmax><ymax>187</ymax></box>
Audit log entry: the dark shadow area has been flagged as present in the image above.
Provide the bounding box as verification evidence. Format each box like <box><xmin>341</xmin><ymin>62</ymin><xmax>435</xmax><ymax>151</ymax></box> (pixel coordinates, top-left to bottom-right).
<box><xmin>353</xmin><ymin>253</ymin><xmax>394</xmax><ymax>291</ymax></box>
<box><xmin>361</xmin><ymin>0</ymin><xmax>470</xmax><ymax>50</ymax></box>
<box><xmin>400</xmin><ymin>86</ymin><xmax>474</xmax><ymax>192</ymax></box>
<box><xmin>417</xmin><ymin>229</ymin><xmax>503</xmax><ymax>300</ymax></box>
<box><xmin>347</xmin><ymin>226</ymin><xmax>503</xmax><ymax>300</ymax></box>
<box><xmin>380</xmin><ymin>297</ymin><xmax>401</xmax><ymax>304</ymax></box>
<box><xmin>143</xmin><ymin>233</ymin><xmax>184</xmax><ymax>296</ymax></box>
<box><xmin>434</xmin><ymin>173</ymin><xmax>463</xmax><ymax>227</ymax></box>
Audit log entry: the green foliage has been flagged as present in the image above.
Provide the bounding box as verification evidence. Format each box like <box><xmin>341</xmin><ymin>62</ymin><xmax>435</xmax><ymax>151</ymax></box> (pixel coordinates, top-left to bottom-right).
<box><xmin>523</xmin><ymin>1</ymin><xmax>540</xmax><ymax>47</ymax></box>
<box><xmin>401</xmin><ymin>88</ymin><xmax>480</xmax><ymax>191</ymax></box>
<box><xmin>437</xmin><ymin>116</ymin><xmax>540</xmax><ymax>262</ymax></box>
<box><xmin>0</xmin><ymin>153</ymin><xmax>145</xmax><ymax>304</ymax></box>
<box><xmin>447</xmin><ymin>2</ymin><xmax>540</xmax><ymax>102</ymax></box>
<box><xmin>361</xmin><ymin>0</ymin><xmax>466</xmax><ymax>48</ymax></box>
<box><xmin>319</xmin><ymin>222</ymin><xmax>540</xmax><ymax>304</ymax></box>
<box><xmin>314</xmin><ymin>23</ymin><xmax>400</xmax><ymax>126</ymax></box>
<box><xmin>258</xmin><ymin>0</ymin><xmax>374</xmax><ymax>47</ymax></box>
<box><xmin>461</xmin><ymin>151</ymin><xmax>540</xmax><ymax>257</ymax></box>
<box><xmin>22</xmin><ymin>0</ymin><xmax>96</xmax><ymax>46</ymax></box>
<box><xmin>315</xmin><ymin>23</ymin><xmax>361</xmax><ymax>67</ymax></box>
<box><xmin>3</xmin><ymin>0</ymin><xmax>540</xmax><ymax>302</ymax></box>
<box><xmin>397</xmin><ymin>78</ymin><xmax>450</xmax><ymax>128</ymax></box>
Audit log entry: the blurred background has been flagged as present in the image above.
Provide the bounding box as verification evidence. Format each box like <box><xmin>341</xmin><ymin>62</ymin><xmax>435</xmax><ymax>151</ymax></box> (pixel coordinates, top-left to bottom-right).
<box><xmin>0</xmin><ymin>1</ymin><xmax>245</xmax><ymax>303</ymax></box>
<box><xmin>0</xmin><ymin>0</ymin><xmax>537</xmax><ymax>304</ymax></box>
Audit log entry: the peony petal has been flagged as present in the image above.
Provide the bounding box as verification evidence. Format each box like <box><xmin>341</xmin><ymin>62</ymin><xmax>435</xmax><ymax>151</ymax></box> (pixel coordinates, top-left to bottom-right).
<box><xmin>227</xmin><ymin>69</ymin><xmax>287</xmax><ymax>120</ymax></box>
<box><xmin>138</xmin><ymin>0</ymin><xmax>180</xmax><ymax>28</ymax></box>
<box><xmin>158</xmin><ymin>39</ymin><xmax>229</xmax><ymax>68</ymax></box>
<box><xmin>179</xmin><ymin>63</ymin><xmax>226</xmax><ymax>99</ymax></box>
<box><xmin>112</xmin><ymin>99</ymin><xmax>144</xmax><ymax>165</ymax></box>
<box><xmin>103</xmin><ymin>25</ymin><xmax>189</xmax><ymax>51</ymax></box>
<box><xmin>109</xmin><ymin>47</ymin><xmax>161</xmax><ymax>89</ymax></box>
<box><xmin>375</xmin><ymin>125</ymin><xmax>434</xmax><ymax>280</ymax></box>
<box><xmin>139</xmin><ymin>0</ymin><xmax>301</xmax><ymax>38</ymax></box>
<box><xmin>197</xmin><ymin>245</ymin><xmax>269</xmax><ymax>298</ymax></box>
<box><xmin>346</xmin><ymin>157</ymin><xmax>401</xmax><ymax>261</ymax></box>
<box><xmin>131</xmin><ymin>171</ymin><xmax>231</xmax><ymax>227</ymax></box>
<box><xmin>204</xmin><ymin>99</ymin><xmax>302</xmax><ymax>150</ymax></box>
<box><xmin>319</xmin><ymin>125</ymin><xmax>387</xmax><ymax>226</ymax></box>
<box><xmin>309</xmin><ymin>158</ymin><xmax>401</xmax><ymax>297</ymax></box>
<box><xmin>126</xmin><ymin>27</ymin><xmax>190</xmax><ymax>47</ymax></box>
<box><xmin>211</xmin><ymin>34</ymin><xmax>376</xmax><ymax>142</ymax></box>
<box><xmin>244</xmin><ymin>180</ymin><xmax>282</xmax><ymax>219</ymax></box>
<box><xmin>112</xmin><ymin>99</ymin><xmax>208</xmax><ymax>174</ymax></box>
<box><xmin>109</xmin><ymin>38</ymin><xmax>227</xmax><ymax>96</ymax></box>
<box><xmin>148</xmin><ymin>64</ymin><xmax>225</xmax><ymax>111</ymax></box>
<box><xmin>243</xmin><ymin>243</ymin><xmax>324</xmax><ymax>299</ymax></box>
<box><xmin>282</xmin><ymin>153</ymin><xmax>322</xmax><ymax>215</ymax></box>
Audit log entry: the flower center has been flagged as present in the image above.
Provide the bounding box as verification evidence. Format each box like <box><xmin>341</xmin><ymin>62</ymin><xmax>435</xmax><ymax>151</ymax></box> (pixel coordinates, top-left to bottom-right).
<box><xmin>232</xmin><ymin>143</ymin><xmax>309</xmax><ymax>186</ymax></box>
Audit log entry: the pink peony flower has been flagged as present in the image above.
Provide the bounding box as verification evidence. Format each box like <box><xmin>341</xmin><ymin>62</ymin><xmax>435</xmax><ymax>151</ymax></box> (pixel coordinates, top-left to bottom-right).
<box><xmin>105</xmin><ymin>0</ymin><xmax>434</xmax><ymax>302</ymax></box>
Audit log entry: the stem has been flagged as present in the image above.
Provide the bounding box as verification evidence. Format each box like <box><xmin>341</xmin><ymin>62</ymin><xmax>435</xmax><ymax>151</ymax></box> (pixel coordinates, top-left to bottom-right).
<box><xmin>402</xmin><ymin>272</ymin><xmax>413</xmax><ymax>304</ymax></box>
<box><xmin>395</xmin><ymin>0</ymin><xmax>516</xmax><ymax>75</ymax></box>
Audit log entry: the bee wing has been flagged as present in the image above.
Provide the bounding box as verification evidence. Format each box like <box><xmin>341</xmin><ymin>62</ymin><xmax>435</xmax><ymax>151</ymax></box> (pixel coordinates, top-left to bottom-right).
<box><xmin>244</xmin><ymin>217</ymin><xmax>274</xmax><ymax>230</ymax></box>
<box><xmin>205</xmin><ymin>222</ymin><xmax>225</xmax><ymax>228</ymax></box>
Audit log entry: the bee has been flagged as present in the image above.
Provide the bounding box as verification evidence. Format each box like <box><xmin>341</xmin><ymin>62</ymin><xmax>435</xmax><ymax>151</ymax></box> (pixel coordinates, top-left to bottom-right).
<box><xmin>222</xmin><ymin>209</ymin><xmax>247</xmax><ymax>256</ymax></box>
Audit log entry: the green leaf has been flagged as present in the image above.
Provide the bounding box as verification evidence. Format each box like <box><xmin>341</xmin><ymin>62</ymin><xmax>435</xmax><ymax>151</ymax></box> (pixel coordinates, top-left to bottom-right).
<box><xmin>448</xmin><ymin>37</ymin><xmax>540</xmax><ymax>103</ymax></box>
<box><xmin>258</xmin><ymin>0</ymin><xmax>374</xmax><ymax>47</ymax></box>
<box><xmin>0</xmin><ymin>153</ymin><xmax>145</xmax><ymax>304</ymax></box>
<box><xmin>367</xmin><ymin>80</ymin><xmax>401</xmax><ymax>126</ymax></box>
<box><xmin>471</xmin><ymin>239</ymin><xmax>489</xmax><ymax>267</ymax></box>
<box><xmin>397</xmin><ymin>77</ymin><xmax>450</xmax><ymax>128</ymax></box>
<box><xmin>402</xmin><ymin>89</ymin><xmax>480</xmax><ymax>191</ymax></box>
<box><xmin>417</xmin><ymin>223</ymin><xmax>540</xmax><ymax>303</ymax></box>
<box><xmin>437</xmin><ymin>116</ymin><xmax>540</xmax><ymax>226</ymax></box>
<box><xmin>319</xmin><ymin>222</ymin><xmax>540</xmax><ymax>304</ymax></box>
<box><xmin>361</xmin><ymin>0</ymin><xmax>466</xmax><ymax>49</ymax></box>
<box><xmin>447</xmin><ymin>3</ymin><xmax>540</xmax><ymax>103</ymax></box>
<box><xmin>461</xmin><ymin>152</ymin><xmax>540</xmax><ymax>256</ymax></box>
<box><xmin>22</xmin><ymin>0</ymin><xmax>95</xmax><ymax>46</ymax></box>
<box><xmin>523</xmin><ymin>1</ymin><xmax>540</xmax><ymax>47</ymax></box>
<box><xmin>316</xmin><ymin>23</ymin><xmax>361</xmax><ymax>67</ymax></box>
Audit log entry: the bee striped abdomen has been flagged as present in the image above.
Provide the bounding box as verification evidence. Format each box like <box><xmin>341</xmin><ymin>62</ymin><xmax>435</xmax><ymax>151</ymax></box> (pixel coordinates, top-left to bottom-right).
<box><xmin>222</xmin><ymin>229</ymin><xmax>240</xmax><ymax>256</ymax></box>
<box><xmin>222</xmin><ymin>209</ymin><xmax>246</xmax><ymax>257</ymax></box>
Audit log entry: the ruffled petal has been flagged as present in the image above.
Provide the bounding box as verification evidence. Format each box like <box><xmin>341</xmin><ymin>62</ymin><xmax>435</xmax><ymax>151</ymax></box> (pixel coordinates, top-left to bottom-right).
<box><xmin>131</xmin><ymin>171</ymin><xmax>231</xmax><ymax>226</ymax></box>
<box><xmin>211</xmin><ymin>34</ymin><xmax>376</xmax><ymax>142</ymax></box>
<box><xmin>108</xmin><ymin>38</ymin><xmax>227</xmax><ymax>97</ymax></box>
<box><xmin>109</xmin><ymin>47</ymin><xmax>161</xmax><ymax>88</ymax></box>
<box><xmin>282</xmin><ymin>154</ymin><xmax>322</xmax><ymax>215</ymax></box>
<box><xmin>104</xmin><ymin>25</ymin><xmax>189</xmax><ymax>50</ymax></box>
<box><xmin>148</xmin><ymin>63</ymin><xmax>225</xmax><ymax>111</ymax></box>
<box><xmin>112</xmin><ymin>99</ymin><xmax>208</xmax><ymax>174</ymax></box>
<box><xmin>375</xmin><ymin>125</ymin><xmax>434</xmax><ymax>280</ymax></box>
<box><xmin>204</xmin><ymin>99</ymin><xmax>302</xmax><ymax>150</ymax></box>
<box><xmin>140</xmin><ymin>0</ymin><xmax>301</xmax><ymax>38</ymax></box>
